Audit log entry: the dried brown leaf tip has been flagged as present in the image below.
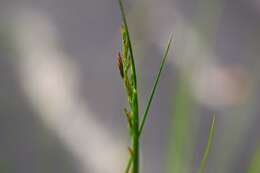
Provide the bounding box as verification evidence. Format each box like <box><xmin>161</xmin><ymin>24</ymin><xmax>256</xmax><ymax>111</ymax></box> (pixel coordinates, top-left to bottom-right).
<box><xmin>117</xmin><ymin>52</ymin><xmax>124</xmax><ymax>78</ymax></box>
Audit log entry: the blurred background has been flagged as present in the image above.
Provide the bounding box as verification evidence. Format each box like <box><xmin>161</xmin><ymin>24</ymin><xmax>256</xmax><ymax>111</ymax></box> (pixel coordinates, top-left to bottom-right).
<box><xmin>0</xmin><ymin>0</ymin><xmax>260</xmax><ymax>173</ymax></box>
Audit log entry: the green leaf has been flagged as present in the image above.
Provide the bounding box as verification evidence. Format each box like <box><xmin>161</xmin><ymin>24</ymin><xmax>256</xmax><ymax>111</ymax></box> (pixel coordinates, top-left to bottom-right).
<box><xmin>196</xmin><ymin>114</ymin><xmax>216</xmax><ymax>173</ymax></box>
<box><xmin>138</xmin><ymin>34</ymin><xmax>173</xmax><ymax>136</ymax></box>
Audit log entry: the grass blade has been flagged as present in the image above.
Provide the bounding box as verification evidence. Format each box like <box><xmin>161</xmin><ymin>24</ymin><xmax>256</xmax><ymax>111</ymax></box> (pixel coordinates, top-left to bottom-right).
<box><xmin>139</xmin><ymin>34</ymin><xmax>173</xmax><ymax>136</ymax></box>
<box><xmin>196</xmin><ymin>114</ymin><xmax>216</xmax><ymax>173</ymax></box>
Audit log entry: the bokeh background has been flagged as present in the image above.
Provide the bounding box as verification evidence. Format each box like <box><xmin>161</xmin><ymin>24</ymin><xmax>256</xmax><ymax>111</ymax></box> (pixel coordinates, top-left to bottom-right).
<box><xmin>0</xmin><ymin>0</ymin><xmax>260</xmax><ymax>173</ymax></box>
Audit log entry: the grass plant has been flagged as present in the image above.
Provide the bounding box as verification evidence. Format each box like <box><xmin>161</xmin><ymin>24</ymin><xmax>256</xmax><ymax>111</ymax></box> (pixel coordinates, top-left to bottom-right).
<box><xmin>117</xmin><ymin>1</ymin><xmax>215</xmax><ymax>173</ymax></box>
<box><xmin>117</xmin><ymin>1</ymin><xmax>172</xmax><ymax>173</ymax></box>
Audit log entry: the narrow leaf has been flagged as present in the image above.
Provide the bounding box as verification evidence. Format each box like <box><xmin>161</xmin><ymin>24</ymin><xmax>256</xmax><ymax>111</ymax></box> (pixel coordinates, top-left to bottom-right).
<box><xmin>196</xmin><ymin>114</ymin><xmax>216</xmax><ymax>173</ymax></box>
<box><xmin>139</xmin><ymin>34</ymin><xmax>173</xmax><ymax>136</ymax></box>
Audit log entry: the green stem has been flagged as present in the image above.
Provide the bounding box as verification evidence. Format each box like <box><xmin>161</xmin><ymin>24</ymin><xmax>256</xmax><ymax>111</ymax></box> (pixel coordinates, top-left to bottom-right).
<box><xmin>132</xmin><ymin>91</ymin><xmax>139</xmax><ymax>173</ymax></box>
<box><xmin>132</xmin><ymin>126</ymin><xmax>139</xmax><ymax>173</ymax></box>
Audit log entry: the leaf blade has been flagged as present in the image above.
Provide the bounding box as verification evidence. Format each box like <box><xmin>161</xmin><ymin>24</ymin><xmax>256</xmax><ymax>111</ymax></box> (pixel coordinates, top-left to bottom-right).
<box><xmin>138</xmin><ymin>34</ymin><xmax>173</xmax><ymax>136</ymax></box>
<box><xmin>196</xmin><ymin>114</ymin><xmax>216</xmax><ymax>173</ymax></box>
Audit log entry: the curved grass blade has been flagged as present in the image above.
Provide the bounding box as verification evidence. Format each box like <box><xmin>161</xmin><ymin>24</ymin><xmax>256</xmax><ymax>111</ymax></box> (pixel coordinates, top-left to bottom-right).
<box><xmin>139</xmin><ymin>34</ymin><xmax>173</xmax><ymax>136</ymax></box>
<box><xmin>196</xmin><ymin>114</ymin><xmax>216</xmax><ymax>173</ymax></box>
